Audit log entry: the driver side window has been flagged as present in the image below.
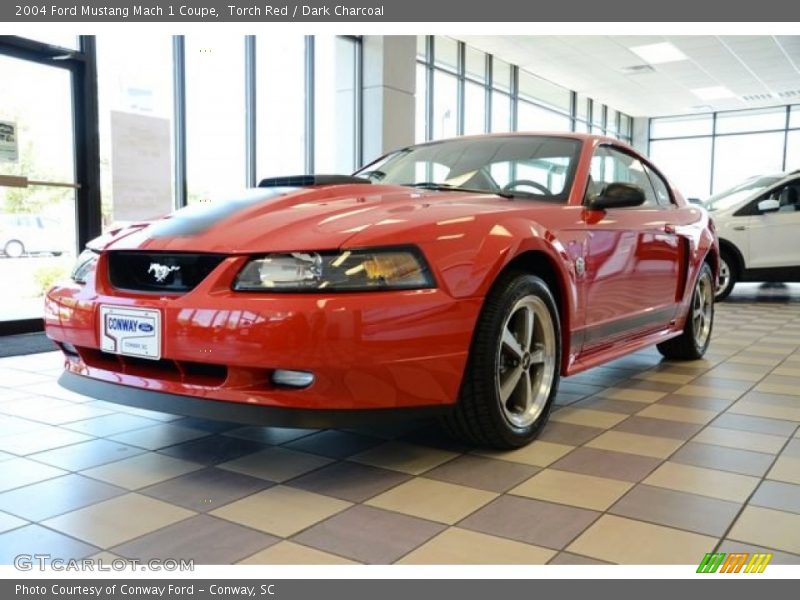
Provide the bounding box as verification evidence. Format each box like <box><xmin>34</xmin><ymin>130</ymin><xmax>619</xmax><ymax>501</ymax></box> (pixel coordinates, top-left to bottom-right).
<box><xmin>588</xmin><ymin>146</ymin><xmax>659</xmax><ymax>208</ymax></box>
<box><xmin>766</xmin><ymin>180</ymin><xmax>800</xmax><ymax>213</ymax></box>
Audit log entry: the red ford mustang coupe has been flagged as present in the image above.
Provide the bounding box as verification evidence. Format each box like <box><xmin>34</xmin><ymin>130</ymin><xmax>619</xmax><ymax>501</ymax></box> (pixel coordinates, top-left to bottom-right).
<box><xmin>45</xmin><ymin>134</ymin><xmax>718</xmax><ymax>448</ymax></box>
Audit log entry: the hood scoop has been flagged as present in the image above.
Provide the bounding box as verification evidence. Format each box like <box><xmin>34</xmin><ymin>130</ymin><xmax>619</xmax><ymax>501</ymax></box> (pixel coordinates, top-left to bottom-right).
<box><xmin>258</xmin><ymin>174</ymin><xmax>372</xmax><ymax>188</ymax></box>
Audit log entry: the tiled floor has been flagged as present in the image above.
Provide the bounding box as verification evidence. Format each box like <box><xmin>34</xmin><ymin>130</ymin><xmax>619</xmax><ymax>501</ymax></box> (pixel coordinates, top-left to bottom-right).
<box><xmin>1</xmin><ymin>284</ymin><xmax>799</xmax><ymax>565</ymax></box>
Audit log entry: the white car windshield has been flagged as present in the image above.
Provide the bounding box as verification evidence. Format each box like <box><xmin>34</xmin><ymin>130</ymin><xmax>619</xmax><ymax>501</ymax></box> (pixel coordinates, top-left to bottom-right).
<box><xmin>704</xmin><ymin>176</ymin><xmax>782</xmax><ymax>212</ymax></box>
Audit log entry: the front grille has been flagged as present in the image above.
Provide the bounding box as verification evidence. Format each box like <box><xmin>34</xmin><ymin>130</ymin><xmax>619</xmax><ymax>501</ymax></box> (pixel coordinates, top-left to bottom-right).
<box><xmin>107</xmin><ymin>251</ymin><xmax>226</xmax><ymax>293</ymax></box>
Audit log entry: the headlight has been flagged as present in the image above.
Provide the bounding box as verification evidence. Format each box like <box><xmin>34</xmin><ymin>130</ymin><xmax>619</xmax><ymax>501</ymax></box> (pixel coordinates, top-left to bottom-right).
<box><xmin>71</xmin><ymin>248</ymin><xmax>99</xmax><ymax>284</ymax></box>
<box><xmin>233</xmin><ymin>247</ymin><xmax>434</xmax><ymax>291</ymax></box>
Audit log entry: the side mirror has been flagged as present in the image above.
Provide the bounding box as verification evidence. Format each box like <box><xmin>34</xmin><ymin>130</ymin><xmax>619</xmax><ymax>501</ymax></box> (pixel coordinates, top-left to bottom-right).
<box><xmin>588</xmin><ymin>182</ymin><xmax>646</xmax><ymax>210</ymax></box>
<box><xmin>757</xmin><ymin>198</ymin><xmax>780</xmax><ymax>214</ymax></box>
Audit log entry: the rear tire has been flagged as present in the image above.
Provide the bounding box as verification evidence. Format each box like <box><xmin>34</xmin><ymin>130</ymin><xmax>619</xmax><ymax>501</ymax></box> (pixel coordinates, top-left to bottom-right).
<box><xmin>3</xmin><ymin>240</ymin><xmax>24</xmax><ymax>258</ymax></box>
<box><xmin>715</xmin><ymin>250</ymin><xmax>737</xmax><ymax>300</ymax></box>
<box><xmin>442</xmin><ymin>271</ymin><xmax>561</xmax><ymax>449</ymax></box>
<box><xmin>657</xmin><ymin>262</ymin><xmax>714</xmax><ymax>360</ymax></box>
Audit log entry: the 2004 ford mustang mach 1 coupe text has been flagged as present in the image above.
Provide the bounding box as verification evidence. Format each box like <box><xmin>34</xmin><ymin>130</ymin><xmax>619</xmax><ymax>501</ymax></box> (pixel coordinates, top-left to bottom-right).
<box><xmin>45</xmin><ymin>134</ymin><xmax>718</xmax><ymax>448</ymax></box>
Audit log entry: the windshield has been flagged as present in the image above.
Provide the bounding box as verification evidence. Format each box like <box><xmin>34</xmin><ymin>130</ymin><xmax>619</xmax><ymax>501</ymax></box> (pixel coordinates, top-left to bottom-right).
<box><xmin>704</xmin><ymin>175</ymin><xmax>783</xmax><ymax>212</ymax></box>
<box><xmin>355</xmin><ymin>135</ymin><xmax>582</xmax><ymax>201</ymax></box>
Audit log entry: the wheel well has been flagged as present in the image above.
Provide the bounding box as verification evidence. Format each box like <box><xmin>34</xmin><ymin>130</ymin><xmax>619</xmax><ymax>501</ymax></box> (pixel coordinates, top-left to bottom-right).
<box><xmin>718</xmin><ymin>239</ymin><xmax>744</xmax><ymax>276</ymax></box>
<box><xmin>499</xmin><ymin>250</ymin><xmax>569</xmax><ymax>339</ymax></box>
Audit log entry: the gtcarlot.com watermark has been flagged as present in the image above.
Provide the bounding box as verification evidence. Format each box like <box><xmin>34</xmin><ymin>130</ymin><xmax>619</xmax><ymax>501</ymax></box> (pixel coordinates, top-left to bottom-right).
<box><xmin>14</xmin><ymin>554</ymin><xmax>195</xmax><ymax>572</ymax></box>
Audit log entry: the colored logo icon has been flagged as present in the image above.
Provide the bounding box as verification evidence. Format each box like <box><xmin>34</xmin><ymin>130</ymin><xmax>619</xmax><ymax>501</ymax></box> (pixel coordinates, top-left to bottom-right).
<box><xmin>697</xmin><ymin>552</ymin><xmax>772</xmax><ymax>573</ymax></box>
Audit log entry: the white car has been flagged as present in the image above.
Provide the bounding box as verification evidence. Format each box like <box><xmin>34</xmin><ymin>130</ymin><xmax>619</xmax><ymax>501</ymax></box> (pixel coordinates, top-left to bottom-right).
<box><xmin>0</xmin><ymin>213</ymin><xmax>65</xmax><ymax>258</ymax></box>
<box><xmin>704</xmin><ymin>170</ymin><xmax>800</xmax><ymax>299</ymax></box>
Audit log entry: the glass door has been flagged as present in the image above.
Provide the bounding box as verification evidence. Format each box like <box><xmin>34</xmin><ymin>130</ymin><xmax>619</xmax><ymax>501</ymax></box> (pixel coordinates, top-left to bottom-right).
<box><xmin>0</xmin><ymin>48</ymin><xmax>79</xmax><ymax>324</ymax></box>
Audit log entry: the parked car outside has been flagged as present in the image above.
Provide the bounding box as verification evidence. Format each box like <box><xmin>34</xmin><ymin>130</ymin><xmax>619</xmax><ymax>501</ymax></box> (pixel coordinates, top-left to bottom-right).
<box><xmin>0</xmin><ymin>213</ymin><xmax>65</xmax><ymax>258</ymax></box>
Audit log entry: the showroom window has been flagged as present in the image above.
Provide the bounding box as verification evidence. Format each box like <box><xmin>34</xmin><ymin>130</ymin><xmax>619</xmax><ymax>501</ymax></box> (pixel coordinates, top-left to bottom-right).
<box><xmin>416</xmin><ymin>36</ymin><xmax>633</xmax><ymax>144</ymax></box>
<box><xmin>96</xmin><ymin>35</ymin><xmax>175</xmax><ymax>225</ymax></box>
<box><xmin>649</xmin><ymin>105</ymin><xmax>799</xmax><ymax>199</ymax></box>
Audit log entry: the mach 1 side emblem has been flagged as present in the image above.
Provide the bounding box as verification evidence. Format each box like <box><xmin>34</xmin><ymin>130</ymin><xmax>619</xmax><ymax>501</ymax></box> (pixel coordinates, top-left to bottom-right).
<box><xmin>148</xmin><ymin>262</ymin><xmax>181</xmax><ymax>283</ymax></box>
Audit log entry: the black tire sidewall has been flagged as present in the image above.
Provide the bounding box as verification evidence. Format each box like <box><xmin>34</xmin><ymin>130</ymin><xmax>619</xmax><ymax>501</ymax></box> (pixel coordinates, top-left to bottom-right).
<box><xmin>474</xmin><ymin>273</ymin><xmax>562</xmax><ymax>446</ymax></box>
<box><xmin>716</xmin><ymin>252</ymin><xmax>737</xmax><ymax>300</ymax></box>
<box><xmin>688</xmin><ymin>263</ymin><xmax>715</xmax><ymax>356</ymax></box>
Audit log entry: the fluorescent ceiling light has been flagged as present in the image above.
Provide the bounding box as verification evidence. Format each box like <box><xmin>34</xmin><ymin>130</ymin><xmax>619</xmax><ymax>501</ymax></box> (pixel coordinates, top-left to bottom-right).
<box><xmin>691</xmin><ymin>86</ymin><xmax>737</xmax><ymax>100</ymax></box>
<box><xmin>629</xmin><ymin>42</ymin><xmax>688</xmax><ymax>65</ymax></box>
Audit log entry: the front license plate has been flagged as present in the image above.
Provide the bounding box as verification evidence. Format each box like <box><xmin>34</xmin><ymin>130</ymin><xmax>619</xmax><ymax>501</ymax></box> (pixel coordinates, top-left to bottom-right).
<box><xmin>99</xmin><ymin>305</ymin><xmax>161</xmax><ymax>360</ymax></box>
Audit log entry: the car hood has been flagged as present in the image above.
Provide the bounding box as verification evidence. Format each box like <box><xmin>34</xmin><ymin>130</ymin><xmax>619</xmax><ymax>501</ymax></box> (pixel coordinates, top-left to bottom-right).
<box><xmin>102</xmin><ymin>184</ymin><xmax>546</xmax><ymax>253</ymax></box>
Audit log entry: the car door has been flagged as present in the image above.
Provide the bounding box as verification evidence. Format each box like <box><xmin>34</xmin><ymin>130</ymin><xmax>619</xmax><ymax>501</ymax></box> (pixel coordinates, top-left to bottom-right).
<box><xmin>581</xmin><ymin>145</ymin><xmax>682</xmax><ymax>349</ymax></box>
<box><xmin>743</xmin><ymin>179</ymin><xmax>800</xmax><ymax>270</ymax></box>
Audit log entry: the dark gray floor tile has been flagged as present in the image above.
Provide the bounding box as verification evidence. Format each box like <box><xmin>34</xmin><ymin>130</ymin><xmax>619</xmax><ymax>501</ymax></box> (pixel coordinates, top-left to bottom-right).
<box><xmin>750</xmin><ymin>480</ymin><xmax>800</xmax><ymax>514</ymax></box>
<box><xmin>424</xmin><ymin>455</ymin><xmax>539</xmax><ymax>493</ymax></box>
<box><xmin>549</xmin><ymin>552</ymin><xmax>612</xmax><ymax>565</ymax></box>
<box><xmin>459</xmin><ymin>496</ymin><xmax>599</xmax><ymax>550</ymax></box>
<box><xmin>609</xmin><ymin>484</ymin><xmax>741</xmax><ymax>537</ymax></box>
<box><xmin>613</xmin><ymin>416</ymin><xmax>703</xmax><ymax>440</ymax></box>
<box><xmin>671</xmin><ymin>442</ymin><xmax>774</xmax><ymax>477</ymax></box>
<box><xmin>711</xmin><ymin>413</ymin><xmax>797</xmax><ymax>437</ymax></box>
<box><xmin>293</xmin><ymin>505</ymin><xmax>445</xmax><ymax>564</ymax></box>
<box><xmin>288</xmin><ymin>461</ymin><xmax>410</xmax><ymax>503</ymax></box>
<box><xmin>159</xmin><ymin>436</ymin><xmax>267</xmax><ymax>465</ymax></box>
<box><xmin>112</xmin><ymin>514</ymin><xmax>278</xmax><ymax>564</ymax></box>
<box><xmin>572</xmin><ymin>396</ymin><xmax>644</xmax><ymax>415</ymax></box>
<box><xmin>537</xmin><ymin>422</ymin><xmax>604</xmax><ymax>446</ymax></box>
<box><xmin>551</xmin><ymin>447</ymin><xmax>662</xmax><ymax>482</ymax></box>
<box><xmin>0</xmin><ymin>474</ymin><xmax>125</xmax><ymax>521</ymax></box>
<box><xmin>285</xmin><ymin>430</ymin><xmax>382</xmax><ymax>459</ymax></box>
<box><xmin>140</xmin><ymin>467</ymin><xmax>272</xmax><ymax>512</ymax></box>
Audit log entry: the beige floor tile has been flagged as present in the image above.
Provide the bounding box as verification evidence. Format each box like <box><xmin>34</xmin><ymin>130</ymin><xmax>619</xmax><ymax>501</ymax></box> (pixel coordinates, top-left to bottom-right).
<box><xmin>692</xmin><ymin>427</ymin><xmax>786</xmax><ymax>454</ymax></box>
<box><xmin>366</xmin><ymin>478</ymin><xmax>496</xmax><ymax>525</ymax></box>
<box><xmin>350</xmin><ymin>441</ymin><xmax>458</xmax><ymax>475</ymax></box>
<box><xmin>474</xmin><ymin>440</ymin><xmax>574</xmax><ymax>467</ymax></box>
<box><xmin>728</xmin><ymin>506</ymin><xmax>800</xmax><ymax>555</ymax></box>
<box><xmin>397</xmin><ymin>527</ymin><xmax>555</xmax><ymax>564</ymax></box>
<box><xmin>41</xmin><ymin>493</ymin><xmax>194</xmax><ymax>547</ymax></box>
<box><xmin>754</xmin><ymin>383</ymin><xmax>800</xmax><ymax>397</ymax></box>
<box><xmin>772</xmin><ymin>367</ymin><xmax>800</xmax><ymax>378</ymax></box>
<box><xmin>728</xmin><ymin>399</ymin><xmax>800</xmax><ymax>422</ymax></box>
<box><xmin>566</xmin><ymin>514</ymin><xmax>717</xmax><ymax>564</ymax></box>
<box><xmin>239</xmin><ymin>541</ymin><xmax>358</xmax><ymax>565</ymax></box>
<box><xmin>0</xmin><ymin>428</ymin><xmax>92</xmax><ymax>455</ymax></box>
<box><xmin>633</xmin><ymin>371</ymin><xmax>695</xmax><ymax>385</ymax></box>
<box><xmin>598</xmin><ymin>388</ymin><xmax>666</xmax><ymax>403</ymax></box>
<box><xmin>643</xmin><ymin>461</ymin><xmax>759</xmax><ymax>502</ymax></box>
<box><xmin>211</xmin><ymin>486</ymin><xmax>351</xmax><ymax>537</ymax></box>
<box><xmin>0</xmin><ymin>457</ymin><xmax>67</xmax><ymax>492</ymax></box>
<box><xmin>767</xmin><ymin>456</ymin><xmax>800</xmax><ymax>485</ymax></box>
<box><xmin>585</xmin><ymin>431</ymin><xmax>683</xmax><ymax>459</ymax></box>
<box><xmin>674</xmin><ymin>385</ymin><xmax>744</xmax><ymax>401</ymax></box>
<box><xmin>726</xmin><ymin>355</ymin><xmax>782</xmax><ymax>367</ymax></box>
<box><xmin>636</xmin><ymin>404</ymin><xmax>718</xmax><ymax>425</ymax></box>
<box><xmin>82</xmin><ymin>453</ymin><xmax>203</xmax><ymax>490</ymax></box>
<box><xmin>218</xmin><ymin>447</ymin><xmax>333</xmax><ymax>482</ymax></box>
<box><xmin>108</xmin><ymin>424</ymin><xmax>209</xmax><ymax>450</ymax></box>
<box><xmin>509</xmin><ymin>469</ymin><xmax>632</xmax><ymax>511</ymax></box>
<box><xmin>550</xmin><ymin>408</ymin><xmax>627</xmax><ymax>429</ymax></box>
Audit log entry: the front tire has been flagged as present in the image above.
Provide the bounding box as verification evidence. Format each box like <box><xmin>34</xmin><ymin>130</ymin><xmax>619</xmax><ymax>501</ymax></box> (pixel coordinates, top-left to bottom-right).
<box><xmin>715</xmin><ymin>250</ymin><xmax>737</xmax><ymax>300</ymax></box>
<box><xmin>657</xmin><ymin>262</ymin><xmax>714</xmax><ymax>360</ymax></box>
<box><xmin>442</xmin><ymin>271</ymin><xmax>561</xmax><ymax>449</ymax></box>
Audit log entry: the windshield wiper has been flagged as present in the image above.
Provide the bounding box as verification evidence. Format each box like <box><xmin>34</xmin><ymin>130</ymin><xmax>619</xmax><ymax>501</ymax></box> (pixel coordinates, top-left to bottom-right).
<box><xmin>401</xmin><ymin>182</ymin><xmax>513</xmax><ymax>199</ymax></box>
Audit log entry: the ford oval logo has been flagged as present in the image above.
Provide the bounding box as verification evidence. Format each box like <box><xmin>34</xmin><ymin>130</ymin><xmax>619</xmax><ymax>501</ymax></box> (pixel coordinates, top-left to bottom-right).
<box><xmin>138</xmin><ymin>322</ymin><xmax>154</xmax><ymax>333</ymax></box>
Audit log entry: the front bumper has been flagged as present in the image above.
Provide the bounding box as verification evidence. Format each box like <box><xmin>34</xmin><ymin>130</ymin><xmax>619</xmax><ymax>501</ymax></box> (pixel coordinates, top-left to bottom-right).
<box><xmin>59</xmin><ymin>371</ymin><xmax>451</xmax><ymax>428</ymax></box>
<box><xmin>45</xmin><ymin>256</ymin><xmax>481</xmax><ymax>413</ymax></box>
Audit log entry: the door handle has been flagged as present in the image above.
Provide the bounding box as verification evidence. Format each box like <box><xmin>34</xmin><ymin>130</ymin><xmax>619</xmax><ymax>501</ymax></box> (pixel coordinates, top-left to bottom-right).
<box><xmin>663</xmin><ymin>223</ymin><xmax>676</xmax><ymax>234</ymax></box>
<box><xmin>732</xmin><ymin>225</ymin><xmax>747</xmax><ymax>231</ymax></box>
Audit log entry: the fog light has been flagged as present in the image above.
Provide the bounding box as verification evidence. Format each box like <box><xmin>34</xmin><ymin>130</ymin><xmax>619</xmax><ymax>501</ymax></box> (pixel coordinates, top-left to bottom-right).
<box><xmin>272</xmin><ymin>369</ymin><xmax>315</xmax><ymax>388</ymax></box>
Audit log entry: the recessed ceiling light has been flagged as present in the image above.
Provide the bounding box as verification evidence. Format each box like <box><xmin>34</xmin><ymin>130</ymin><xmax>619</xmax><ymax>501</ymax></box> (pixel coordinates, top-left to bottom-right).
<box><xmin>691</xmin><ymin>86</ymin><xmax>737</xmax><ymax>100</ymax></box>
<box><xmin>629</xmin><ymin>42</ymin><xmax>687</xmax><ymax>65</ymax></box>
